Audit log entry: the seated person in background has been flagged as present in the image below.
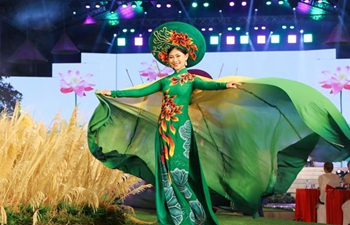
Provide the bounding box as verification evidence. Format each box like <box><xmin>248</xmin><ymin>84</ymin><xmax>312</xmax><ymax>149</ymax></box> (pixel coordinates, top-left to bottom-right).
<box><xmin>343</xmin><ymin>161</ymin><xmax>350</xmax><ymax>185</ymax></box>
<box><xmin>342</xmin><ymin>200</ymin><xmax>350</xmax><ymax>225</ymax></box>
<box><xmin>317</xmin><ymin>162</ymin><xmax>340</xmax><ymax>224</ymax></box>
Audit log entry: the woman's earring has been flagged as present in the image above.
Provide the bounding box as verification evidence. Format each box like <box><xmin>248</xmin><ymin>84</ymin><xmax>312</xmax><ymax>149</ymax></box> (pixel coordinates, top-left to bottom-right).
<box><xmin>185</xmin><ymin>61</ymin><xmax>188</xmax><ymax>66</ymax></box>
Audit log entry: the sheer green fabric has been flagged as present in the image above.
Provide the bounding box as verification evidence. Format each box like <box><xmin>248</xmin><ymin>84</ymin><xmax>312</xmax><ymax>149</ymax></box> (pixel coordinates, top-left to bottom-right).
<box><xmin>87</xmin><ymin>76</ymin><xmax>350</xmax><ymax>216</ymax></box>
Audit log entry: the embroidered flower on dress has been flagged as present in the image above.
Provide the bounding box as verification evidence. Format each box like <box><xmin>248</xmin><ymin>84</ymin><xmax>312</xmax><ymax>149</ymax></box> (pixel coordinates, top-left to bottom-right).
<box><xmin>158</xmin><ymin>90</ymin><xmax>183</xmax><ymax>159</ymax></box>
<box><xmin>171</xmin><ymin>73</ymin><xmax>196</xmax><ymax>86</ymax></box>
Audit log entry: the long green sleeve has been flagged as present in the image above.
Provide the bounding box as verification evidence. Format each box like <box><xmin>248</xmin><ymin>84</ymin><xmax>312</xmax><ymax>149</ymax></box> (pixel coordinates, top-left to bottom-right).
<box><xmin>111</xmin><ymin>79</ymin><xmax>162</xmax><ymax>98</ymax></box>
<box><xmin>193</xmin><ymin>76</ymin><xmax>227</xmax><ymax>90</ymax></box>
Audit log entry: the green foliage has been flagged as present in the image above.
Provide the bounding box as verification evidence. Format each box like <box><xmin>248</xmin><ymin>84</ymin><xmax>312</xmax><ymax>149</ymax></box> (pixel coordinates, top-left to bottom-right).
<box><xmin>5</xmin><ymin>203</ymin><xmax>126</xmax><ymax>225</ymax></box>
<box><xmin>0</xmin><ymin>76</ymin><xmax>22</xmax><ymax>113</ymax></box>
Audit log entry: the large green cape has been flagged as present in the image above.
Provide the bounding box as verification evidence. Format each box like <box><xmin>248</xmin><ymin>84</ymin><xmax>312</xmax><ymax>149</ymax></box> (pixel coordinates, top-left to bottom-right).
<box><xmin>87</xmin><ymin>76</ymin><xmax>350</xmax><ymax>215</ymax></box>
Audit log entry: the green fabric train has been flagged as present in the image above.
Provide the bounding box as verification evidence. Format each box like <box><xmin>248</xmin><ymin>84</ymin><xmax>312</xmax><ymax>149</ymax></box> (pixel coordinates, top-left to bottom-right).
<box><xmin>87</xmin><ymin>76</ymin><xmax>350</xmax><ymax>215</ymax></box>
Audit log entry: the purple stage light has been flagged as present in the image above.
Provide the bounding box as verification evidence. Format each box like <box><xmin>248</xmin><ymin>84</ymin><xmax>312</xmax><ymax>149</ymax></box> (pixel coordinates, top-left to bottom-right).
<box><xmin>83</xmin><ymin>14</ymin><xmax>97</xmax><ymax>25</ymax></box>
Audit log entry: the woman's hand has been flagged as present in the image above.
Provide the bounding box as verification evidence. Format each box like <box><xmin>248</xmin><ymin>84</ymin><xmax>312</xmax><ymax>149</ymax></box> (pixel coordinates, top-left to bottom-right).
<box><xmin>226</xmin><ymin>81</ymin><xmax>242</xmax><ymax>89</ymax></box>
<box><xmin>100</xmin><ymin>90</ymin><xmax>112</xmax><ymax>96</ymax></box>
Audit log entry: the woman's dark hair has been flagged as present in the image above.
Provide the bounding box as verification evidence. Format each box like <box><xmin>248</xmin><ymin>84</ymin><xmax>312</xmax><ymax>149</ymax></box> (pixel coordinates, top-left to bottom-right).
<box><xmin>167</xmin><ymin>46</ymin><xmax>188</xmax><ymax>55</ymax></box>
<box><xmin>324</xmin><ymin>162</ymin><xmax>334</xmax><ymax>173</ymax></box>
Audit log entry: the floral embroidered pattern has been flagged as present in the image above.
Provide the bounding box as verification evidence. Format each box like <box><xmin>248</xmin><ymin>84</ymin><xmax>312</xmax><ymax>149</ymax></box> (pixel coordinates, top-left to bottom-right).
<box><xmin>159</xmin><ymin>90</ymin><xmax>183</xmax><ymax>160</ymax></box>
<box><xmin>168</xmin><ymin>30</ymin><xmax>198</xmax><ymax>61</ymax></box>
<box><xmin>161</xmin><ymin>163</ymin><xmax>183</xmax><ymax>225</ymax></box>
<box><xmin>189</xmin><ymin>199</ymin><xmax>207</xmax><ymax>224</ymax></box>
<box><xmin>171</xmin><ymin>168</ymin><xmax>192</xmax><ymax>199</ymax></box>
<box><xmin>171</xmin><ymin>72</ymin><xmax>196</xmax><ymax>86</ymax></box>
<box><xmin>179</xmin><ymin>120</ymin><xmax>191</xmax><ymax>158</ymax></box>
<box><xmin>151</xmin><ymin>27</ymin><xmax>199</xmax><ymax>64</ymax></box>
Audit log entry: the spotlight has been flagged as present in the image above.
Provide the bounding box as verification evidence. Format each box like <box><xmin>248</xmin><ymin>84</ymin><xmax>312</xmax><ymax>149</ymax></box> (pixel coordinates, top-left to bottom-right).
<box><xmin>257</xmin><ymin>35</ymin><xmax>266</xmax><ymax>44</ymax></box>
<box><xmin>156</xmin><ymin>2</ymin><xmax>162</xmax><ymax>8</ymax></box>
<box><xmin>271</xmin><ymin>34</ymin><xmax>280</xmax><ymax>43</ymax></box>
<box><xmin>210</xmin><ymin>36</ymin><xmax>219</xmax><ymax>45</ymax></box>
<box><xmin>287</xmin><ymin>35</ymin><xmax>297</xmax><ymax>43</ymax></box>
<box><xmin>95</xmin><ymin>3</ymin><xmax>101</xmax><ymax>8</ymax></box>
<box><xmin>85</xmin><ymin>3</ymin><xmax>91</xmax><ymax>9</ymax></box>
<box><xmin>192</xmin><ymin>2</ymin><xmax>198</xmax><ymax>7</ymax></box>
<box><xmin>278</xmin><ymin>0</ymin><xmax>284</xmax><ymax>4</ymax></box>
<box><xmin>229</xmin><ymin>2</ymin><xmax>235</xmax><ymax>7</ymax></box>
<box><xmin>121</xmin><ymin>2</ymin><xmax>128</xmax><ymax>8</ymax></box>
<box><xmin>117</xmin><ymin>37</ymin><xmax>126</xmax><ymax>46</ymax></box>
<box><xmin>135</xmin><ymin>37</ymin><xmax>143</xmax><ymax>46</ymax></box>
<box><xmin>166</xmin><ymin>2</ymin><xmax>171</xmax><ymax>8</ymax></box>
<box><xmin>131</xmin><ymin>2</ymin><xmax>137</xmax><ymax>8</ymax></box>
<box><xmin>336</xmin><ymin>169</ymin><xmax>345</xmax><ymax>177</ymax></box>
<box><xmin>242</xmin><ymin>1</ymin><xmax>247</xmax><ymax>6</ymax></box>
<box><xmin>266</xmin><ymin>1</ymin><xmax>272</xmax><ymax>5</ymax></box>
<box><xmin>203</xmin><ymin>2</ymin><xmax>209</xmax><ymax>7</ymax></box>
<box><xmin>240</xmin><ymin>35</ymin><xmax>249</xmax><ymax>44</ymax></box>
<box><xmin>226</xmin><ymin>36</ymin><xmax>235</xmax><ymax>45</ymax></box>
<box><xmin>303</xmin><ymin>34</ymin><xmax>313</xmax><ymax>43</ymax></box>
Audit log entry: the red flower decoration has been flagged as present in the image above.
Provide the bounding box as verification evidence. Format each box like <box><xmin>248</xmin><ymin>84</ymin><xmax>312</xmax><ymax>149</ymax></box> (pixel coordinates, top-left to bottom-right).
<box><xmin>158</xmin><ymin>52</ymin><xmax>168</xmax><ymax>64</ymax></box>
<box><xmin>158</xmin><ymin>90</ymin><xmax>183</xmax><ymax>158</ymax></box>
<box><xmin>168</xmin><ymin>31</ymin><xmax>198</xmax><ymax>61</ymax></box>
<box><xmin>170</xmin><ymin>72</ymin><xmax>196</xmax><ymax>86</ymax></box>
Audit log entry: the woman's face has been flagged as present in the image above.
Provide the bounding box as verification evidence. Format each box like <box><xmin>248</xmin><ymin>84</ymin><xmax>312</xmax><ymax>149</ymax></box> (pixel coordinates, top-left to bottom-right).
<box><xmin>168</xmin><ymin>48</ymin><xmax>189</xmax><ymax>72</ymax></box>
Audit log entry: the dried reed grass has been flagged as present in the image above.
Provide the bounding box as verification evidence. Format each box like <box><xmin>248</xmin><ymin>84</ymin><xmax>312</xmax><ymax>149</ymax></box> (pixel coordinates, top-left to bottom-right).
<box><xmin>0</xmin><ymin>105</ymin><xmax>151</xmax><ymax>224</ymax></box>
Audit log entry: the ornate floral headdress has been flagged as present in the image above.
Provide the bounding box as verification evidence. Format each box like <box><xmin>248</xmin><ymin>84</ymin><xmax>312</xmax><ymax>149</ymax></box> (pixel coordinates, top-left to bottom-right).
<box><xmin>149</xmin><ymin>21</ymin><xmax>206</xmax><ymax>67</ymax></box>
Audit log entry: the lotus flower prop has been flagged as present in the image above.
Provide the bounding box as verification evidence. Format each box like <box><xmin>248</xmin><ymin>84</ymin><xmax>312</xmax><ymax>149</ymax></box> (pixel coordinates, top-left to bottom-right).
<box><xmin>319</xmin><ymin>66</ymin><xmax>350</xmax><ymax>95</ymax></box>
<box><xmin>139</xmin><ymin>59</ymin><xmax>173</xmax><ymax>81</ymax></box>
<box><xmin>319</xmin><ymin>66</ymin><xmax>350</xmax><ymax>113</ymax></box>
<box><xmin>59</xmin><ymin>70</ymin><xmax>95</xmax><ymax>97</ymax></box>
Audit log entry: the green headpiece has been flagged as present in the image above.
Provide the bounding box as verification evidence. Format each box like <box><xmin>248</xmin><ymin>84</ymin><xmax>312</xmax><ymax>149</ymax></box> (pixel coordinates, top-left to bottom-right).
<box><xmin>149</xmin><ymin>21</ymin><xmax>206</xmax><ymax>67</ymax></box>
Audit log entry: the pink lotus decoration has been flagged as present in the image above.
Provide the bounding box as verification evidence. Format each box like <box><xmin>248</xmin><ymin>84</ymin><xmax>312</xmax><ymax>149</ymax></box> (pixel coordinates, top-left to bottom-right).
<box><xmin>59</xmin><ymin>70</ymin><xmax>95</xmax><ymax>97</ymax></box>
<box><xmin>319</xmin><ymin>66</ymin><xmax>350</xmax><ymax>95</ymax></box>
<box><xmin>139</xmin><ymin>59</ymin><xmax>173</xmax><ymax>81</ymax></box>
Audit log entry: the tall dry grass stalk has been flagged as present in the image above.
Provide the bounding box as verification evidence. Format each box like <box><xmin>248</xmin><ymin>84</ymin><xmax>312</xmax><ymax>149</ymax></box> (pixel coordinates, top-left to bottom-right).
<box><xmin>0</xmin><ymin>105</ymin><xmax>152</xmax><ymax>224</ymax></box>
